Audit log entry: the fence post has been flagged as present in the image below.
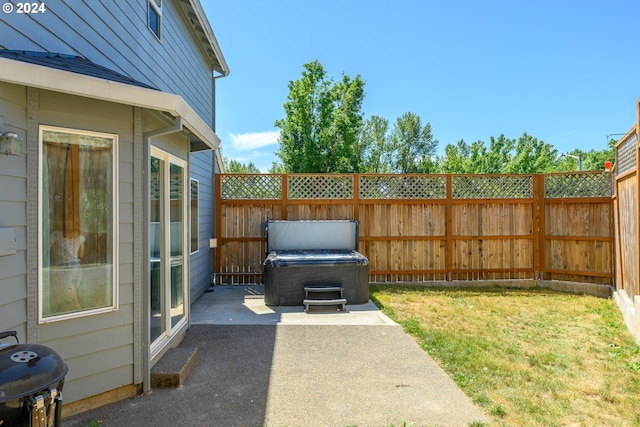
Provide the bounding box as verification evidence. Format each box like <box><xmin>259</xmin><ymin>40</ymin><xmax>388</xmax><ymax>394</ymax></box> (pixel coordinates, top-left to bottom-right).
<box><xmin>353</xmin><ymin>174</ymin><xmax>360</xmax><ymax>223</ymax></box>
<box><xmin>281</xmin><ymin>174</ymin><xmax>288</xmax><ymax>220</ymax></box>
<box><xmin>445</xmin><ymin>175</ymin><xmax>453</xmax><ymax>281</ymax></box>
<box><xmin>215</xmin><ymin>173</ymin><xmax>222</xmax><ymax>284</ymax></box>
<box><xmin>636</xmin><ymin>112</ymin><xmax>640</xmax><ymax>297</ymax></box>
<box><xmin>532</xmin><ymin>174</ymin><xmax>543</xmax><ymax>280</ymax></box>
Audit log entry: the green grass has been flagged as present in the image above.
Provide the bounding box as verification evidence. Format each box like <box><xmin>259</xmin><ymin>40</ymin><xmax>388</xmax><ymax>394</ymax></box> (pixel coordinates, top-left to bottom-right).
<box><xmin>370</xmin><ymin>284</ymin><xmax>640</xmax><ymax>427</ymax></box>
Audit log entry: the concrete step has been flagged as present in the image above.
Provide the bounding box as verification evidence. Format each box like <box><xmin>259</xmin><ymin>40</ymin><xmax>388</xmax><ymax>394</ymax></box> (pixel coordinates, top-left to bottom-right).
<box><xmin>150</xmin><ymin>346</ymin><xmax>198</xmax><ymax>388</ymax></box>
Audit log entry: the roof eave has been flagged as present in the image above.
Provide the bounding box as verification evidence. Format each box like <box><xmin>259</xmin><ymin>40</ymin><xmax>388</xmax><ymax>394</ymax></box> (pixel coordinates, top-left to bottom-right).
<box><xmin>181</xmin><ymin>0</ymin><xmax>230</xmax><ymax>77</ymax></box>
<box><xmin>0</xmin><ymin>57</ymin><xmax>221</xmax><ymax>151</ymax></box>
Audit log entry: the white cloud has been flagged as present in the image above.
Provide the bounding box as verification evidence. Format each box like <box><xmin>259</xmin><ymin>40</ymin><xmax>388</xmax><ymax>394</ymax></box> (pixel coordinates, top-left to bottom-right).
<box><xmin>228</xmin><ymin>131</ymin><xmax>280</xmax><ymax>151</ymax></box>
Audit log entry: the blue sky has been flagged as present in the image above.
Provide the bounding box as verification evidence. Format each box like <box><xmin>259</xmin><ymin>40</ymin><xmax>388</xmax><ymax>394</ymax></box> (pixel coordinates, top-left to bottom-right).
<box><xmin>204</xmin><ymin>1</ymin><xmax>640</xmax><ymax>172</ymax></box>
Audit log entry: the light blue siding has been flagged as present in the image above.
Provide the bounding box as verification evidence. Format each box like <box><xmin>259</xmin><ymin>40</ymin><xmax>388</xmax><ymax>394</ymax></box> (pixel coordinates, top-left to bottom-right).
<box><xmin>0</xmin><ymin>0</ymin><xmax>215</xmax><ymax>126</ymax></box>
<box><xmin>189</xmin><ymin>150</ymin><xmax>215</xmax><ymax>298</ymax></box>
<box><xmin>0</xmin><ymin>81</ymin><xmax>28</xmax><ymax>339</ymax></box>
<box><xmin>36</xmin><ymin>89</ymin><xmax>138</xmax><ymax>403</ymax></box>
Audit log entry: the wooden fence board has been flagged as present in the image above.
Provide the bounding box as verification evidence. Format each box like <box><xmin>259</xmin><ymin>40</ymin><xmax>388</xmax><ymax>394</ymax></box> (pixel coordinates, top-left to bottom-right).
<box><xmin>616</xmin><ymin>174</ymin><xmax>638</xmax><ymax>296</ymax></box>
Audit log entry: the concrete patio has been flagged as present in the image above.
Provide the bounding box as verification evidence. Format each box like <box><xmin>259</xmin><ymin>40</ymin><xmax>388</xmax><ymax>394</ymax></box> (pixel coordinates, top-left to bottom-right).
<box><xmin>63</xmin><ymin>285</ymin><xmax>487</xmax><ymax>427</ymax></box>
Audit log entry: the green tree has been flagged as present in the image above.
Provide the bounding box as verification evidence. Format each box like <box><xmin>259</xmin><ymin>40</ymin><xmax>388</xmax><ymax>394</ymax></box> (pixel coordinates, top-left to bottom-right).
<box><xmin>439</xmin><ymin>139</ymin><xmax>471</xmax><ymax>173</ymax></box>
<box><xmin>224</xmin><ymin>159</ymin><xmax>261</xmax><ymax>173</ymax></box>
<box><xmin>550</xmin><ymin>139</ymin><xmax>614</xmax><ymax>172</ymax></box>
<box><xmin>504</xmin><ymin>133</ymin><xmax>557</xmax><ymax>173</ymax></box>
<box><xmin>268</xmin><ymin>161</ymin><xmax>286</xmax><ymax>174</ymax></box>
<box><xmin>359</xmin><ymin>115</ymin><xmax>391</xmax><ymax>173</ymax></box>
<box><xmin>440</xmin><ymin>133</ymin><xmax>561</xmax><ymax>174</ymax></box>
<box><xmin>440</xmin><ymin>137</ymin><xmax>512</xmax><ymax>174</ymax></box>
<box><xmin>554</xmin><ymin>150</ymin><xmax>583</xmax><ymax>172</ymax></box>
<box><xmin>475</xmin><ymin>135</ymin><xmax>514</xmax><ymax>173</ymax></box>
<box><xmin>581</xmin><ymin>138</ymin><xmax>615</xmax><ymax>171</ymax></box>
<box><xmin>583</xmin><ymin>150</ymin><xmax>614</xmax><ymax>171</ymax></box>
<box><xmin>388</xmin><ymin>112</ymin><xmax>438</xmax><ymax>173</ymax></box>
<box><xmin>274</xmin><ymin>60</ymin><xmax>365</xmax><ymax>173</ymax></box>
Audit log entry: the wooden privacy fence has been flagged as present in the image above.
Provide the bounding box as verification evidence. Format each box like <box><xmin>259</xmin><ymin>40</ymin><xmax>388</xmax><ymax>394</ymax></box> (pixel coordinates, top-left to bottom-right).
<box><xmin>215</xmin><ymin>172</ymin><xmax>613</xmax><ymax>286</ymax></box>
<box><xmin>614</xmin><ymin>125</ymin><xmax>639</xmax><ymax>299</ymax></box>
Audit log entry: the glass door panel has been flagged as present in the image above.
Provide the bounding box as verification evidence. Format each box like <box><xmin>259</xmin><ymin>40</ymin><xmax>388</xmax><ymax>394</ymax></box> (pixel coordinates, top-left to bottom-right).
<box><xmin>150</xmin><ymin>156</ymin><xmax>165</xmax><ymax>344</ymax></box>
<box><xmin>169</xmin><ymin>162</ymin><xmax>185</xmax><ymax>328</ymax></box>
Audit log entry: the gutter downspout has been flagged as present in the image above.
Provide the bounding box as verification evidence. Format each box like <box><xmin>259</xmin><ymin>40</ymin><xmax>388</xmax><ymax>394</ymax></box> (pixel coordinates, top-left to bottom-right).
<box><xmin>141</xmin><ymin>116</ymin><xmax>185</xmax><ymax>394</ymax></box>
<box><xmin>209</xmin><ymin>72</ymin><xmax>228</xmax><ymax>290</ymax></box>
<box><xmin>213</xmin><ymin>73</ymin><xmax>227</xmax><ymax>173</ymax></box>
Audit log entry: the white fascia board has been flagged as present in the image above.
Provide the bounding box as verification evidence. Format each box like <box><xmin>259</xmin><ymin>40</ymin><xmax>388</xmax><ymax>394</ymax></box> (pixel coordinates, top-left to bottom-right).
<box><xmin>0</xmin><ymin>57</ymin><xmax>220</xmax><ymax>150</ymax></box>
<box><xmin>188</xmin><ymin>0</ymin><xmax>230</xmax><ymax>76</ymax></box>
<box><xmin>174</xmin><ymin>97</ymin><xmax>220</xmax><ymax>147</ymax></box>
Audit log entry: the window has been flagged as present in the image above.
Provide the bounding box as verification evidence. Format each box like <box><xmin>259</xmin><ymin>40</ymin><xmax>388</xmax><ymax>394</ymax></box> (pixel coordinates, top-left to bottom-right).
<box><xmin>39</xmin><ymin>126</ymin><xmax>118</xmax><ymax>322</ymax></box>
<box><xmin>190</xmin><ymin>179</ymin><xmax>199</xmax><ymax>254</ymax></box>
<box><xmin>148</xmin><ymin>0</ymin><xmax>161</xmax><ymax>39</ymax></box>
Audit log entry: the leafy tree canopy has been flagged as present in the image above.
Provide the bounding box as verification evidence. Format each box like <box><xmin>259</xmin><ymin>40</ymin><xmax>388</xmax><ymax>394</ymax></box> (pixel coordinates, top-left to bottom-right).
<box><xmin>440</xmin><ymin>133</ymin><xmax>559</xmax><ymax>174</ymax></box>
<box><xmin>224</xmin><ymin>159</ymin><xmax>261</xmax><ymax>173</ymax></box>
<box><xmin>274</xmin><ymin>60</ymin><xmax>365</xmax><ymax>173</ymax></box>
<box><xmin>359</xmin><ymin>115</ymin><xmax>391</xmax><ymax>173</ymax></box>
<box><xmin>388</xmin><ymin>112</ymin><xmax>439</xmax><ymax>173</ymax></box>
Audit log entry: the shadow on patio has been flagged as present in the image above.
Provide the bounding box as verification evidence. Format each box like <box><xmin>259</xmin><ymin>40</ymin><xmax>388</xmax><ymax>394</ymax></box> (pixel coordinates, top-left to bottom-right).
<box><xmin>63</xmin><ymin>285</ymin><xmax>486</xmax><ymax>426</ymax></box>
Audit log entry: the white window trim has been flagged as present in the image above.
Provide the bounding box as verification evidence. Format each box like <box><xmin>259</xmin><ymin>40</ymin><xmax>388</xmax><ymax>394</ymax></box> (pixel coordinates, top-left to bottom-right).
<box><xmin>38</xmin><ymin>125</ymin><xmax>119</xmax><ymax>323</ymax></box>
<box><xmin>190</xmin><ymin>178</ymin><xmax>199</xmax><ymax>255</ymax></box>
<box><xmin>148</xmin><ymin>0</ymin><xmax>162</xmax><ymax>40</ymax></box>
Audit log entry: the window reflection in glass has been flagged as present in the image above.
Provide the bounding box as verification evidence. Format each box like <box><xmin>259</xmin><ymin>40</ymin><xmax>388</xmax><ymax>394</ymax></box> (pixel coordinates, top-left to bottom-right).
<box><xmin>190</xmin><ymin>179</ymin><xmax>198</xmax><ymax>253</ymax></box>
<box><xmin>169</xmin><ymin>163</ymin><xmax>184</xmax><ymax>328</ymax></box>
<box><xmin>41</xmin><ymin>128</ymin><xmax>115</xmax><ymax>319</ymax></box>
<box><xmin>150</xmin><ymin>156</ymin><xmax>165</xmax><ymax>343</ymax></box>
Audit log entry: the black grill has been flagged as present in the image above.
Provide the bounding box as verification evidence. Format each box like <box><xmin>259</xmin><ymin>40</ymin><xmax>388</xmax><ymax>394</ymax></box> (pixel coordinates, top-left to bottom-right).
<box><xmin>0</xmin><ymin>331</ymin><xmax>68</xmax><ymax>427</ymax></box>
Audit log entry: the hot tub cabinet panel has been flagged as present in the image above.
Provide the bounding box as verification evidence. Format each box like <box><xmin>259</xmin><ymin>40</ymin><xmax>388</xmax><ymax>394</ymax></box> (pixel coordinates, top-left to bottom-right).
<box><xmin>263</xmin><ymin>250</ymin><xmax>369</xmax><ymax>306</ymax></box>
<box><xmin>262</xmin><ymin>220</ymin><xmax>370</xmax><ymax>307</ymax></box>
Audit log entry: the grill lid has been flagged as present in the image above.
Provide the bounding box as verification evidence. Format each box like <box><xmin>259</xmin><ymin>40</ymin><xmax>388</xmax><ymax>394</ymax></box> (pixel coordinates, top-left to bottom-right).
<box><xmin>0</xmin><ymin>332</ymin><xmax>68</xmax><ymax>403</ymax></box>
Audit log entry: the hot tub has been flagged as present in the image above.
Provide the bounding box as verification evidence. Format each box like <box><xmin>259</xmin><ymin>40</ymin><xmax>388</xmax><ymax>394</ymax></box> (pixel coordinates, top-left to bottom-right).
<box><xmin>263</xmin><ymin>220</ymin><xmax>369</xmax><ymax>306</ymax></box>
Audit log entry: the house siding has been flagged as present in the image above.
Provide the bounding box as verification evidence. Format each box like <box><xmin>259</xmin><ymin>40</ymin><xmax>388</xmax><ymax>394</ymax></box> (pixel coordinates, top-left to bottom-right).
<box><xmin>189</xmin><ymin>150</ymin><xmax>215</xmax><ymax>298</ymax></box>
<box><xmin>31</xmin><ymin>89</ymin><xmax>137</xmax><ymax>403</ymax></box>
<box><xmin>0</xmin><ymin>0</ymin><xmax>215</xmax><ymax>127</ymax></box>
<box><xmin>1</xmin><ymin>0</ymin><xmax>220</xmax><ymax>305</ymax></box>
<box><xmin>0</xmin><ymin>82</ymin><xmax>28</xmax><ymax>340</ymax></box>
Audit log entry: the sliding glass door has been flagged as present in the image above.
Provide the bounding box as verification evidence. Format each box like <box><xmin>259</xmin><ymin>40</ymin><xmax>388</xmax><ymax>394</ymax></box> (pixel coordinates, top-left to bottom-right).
<box><xmin>150</xmin><ymin>148</ymin><xmax>187</xmax><ymax>354</ymax></box>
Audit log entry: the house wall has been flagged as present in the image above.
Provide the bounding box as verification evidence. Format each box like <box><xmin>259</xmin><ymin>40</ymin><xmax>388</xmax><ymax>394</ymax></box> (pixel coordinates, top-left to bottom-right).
<box><xmin>0</xmin><ymin>84</ymin><xmax>145</xmax><ymax>404</ymax></box>
<box><xmin>189</xmin><ymin>151</ymin><xmax>215</xmax><ymax>298</ymax></box>
<box><xmin>37</xmin><ymin>89</ymin><xmax>139</xmax><ymax>403</ymax></box>
<box><xmin>0</xmin><ymin>0</ymin><xmax>215</xmax><ymax>127</ymax></box>
<box><xmin>0</xmin><ymin>82</ymin><xmax>28</xmax><ymax>340</ymax></box>
<box><xmin>1</xmin><ymin>0</ymin><xmax>221</xmax><ymax>307</ymax></box>
<box><xmin>0</xmin><ymin>0</ymin><xmax>224</xmax><ymax>409</ymax></box>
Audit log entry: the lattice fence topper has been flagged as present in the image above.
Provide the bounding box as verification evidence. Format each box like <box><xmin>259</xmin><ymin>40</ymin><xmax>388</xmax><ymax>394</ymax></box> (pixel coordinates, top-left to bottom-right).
<box><xmin>452</xmin><ymin>175</ymin><xmax>533</xmax><ymax>199</ymax></box>
<box><xmin>359</xmin><ymin>175</ymin><xmax>447</xmax><ymax>199</ymax></box>
<box><xmin>616</xmin><ymin>132</ymin><xmax>637</xmax><ymax>177</ymax></box>
<box><xmin>288</xmin><ymin>175</ymin><xmax>353</xmax><ymax>199</ymax></box>
<box><xmin>220</xmin><ymin>175</ymin><xmax>282</xmax><ymax>199</ymax></box>
<box><xmin>545</xmin><ymin>172</ymin><xmax>612</xmax><ymax>198</ymax></box>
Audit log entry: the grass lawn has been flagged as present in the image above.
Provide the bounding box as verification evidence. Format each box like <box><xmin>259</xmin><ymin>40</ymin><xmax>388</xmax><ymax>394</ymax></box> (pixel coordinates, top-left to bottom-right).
<box><xmin>370</xmin><ymin>284</ymin><xmax>640</xmax><ymax>427</ymax></box>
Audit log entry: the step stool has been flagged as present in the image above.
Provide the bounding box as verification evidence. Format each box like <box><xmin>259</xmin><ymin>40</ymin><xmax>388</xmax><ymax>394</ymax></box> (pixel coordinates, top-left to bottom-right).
<box><xmin>303</xmin><ymin>285</ymin><xmax>347</xmax><ymax>312</ymax></box>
